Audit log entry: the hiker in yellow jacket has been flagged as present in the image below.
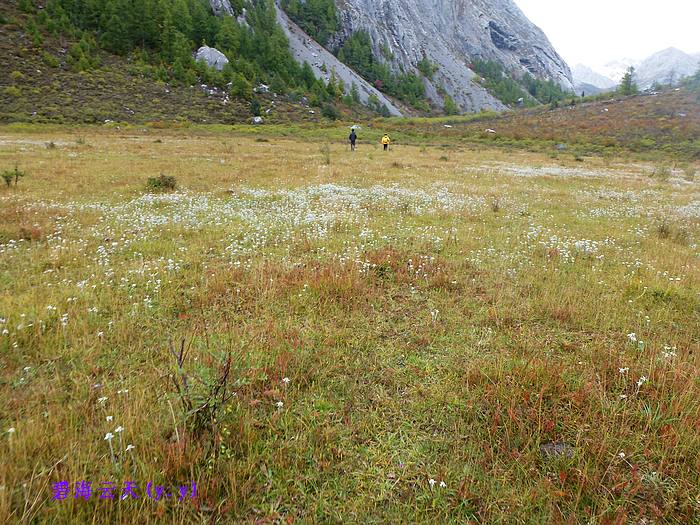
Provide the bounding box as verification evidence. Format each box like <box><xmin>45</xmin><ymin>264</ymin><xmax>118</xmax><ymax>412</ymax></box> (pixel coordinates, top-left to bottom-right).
<box><xmin>381</xmin><ymin>133</ymin><xmax>391</xmax><ymax>151</ymax></box>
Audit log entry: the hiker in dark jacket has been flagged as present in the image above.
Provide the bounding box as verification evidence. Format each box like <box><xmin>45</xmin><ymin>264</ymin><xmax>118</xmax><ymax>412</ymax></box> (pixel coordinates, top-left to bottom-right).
<box><xmin>349</xmin><ymin>129</ymin><xmax>357</xmax><ymax>151</ymax></box>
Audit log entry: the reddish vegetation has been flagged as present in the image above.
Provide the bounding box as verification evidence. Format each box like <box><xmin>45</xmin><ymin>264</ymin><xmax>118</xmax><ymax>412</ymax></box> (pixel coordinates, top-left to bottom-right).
<box><xmin>435</xmin><ymin>88</ymin><xmax>700</xmax><ymax>158</ymax></box>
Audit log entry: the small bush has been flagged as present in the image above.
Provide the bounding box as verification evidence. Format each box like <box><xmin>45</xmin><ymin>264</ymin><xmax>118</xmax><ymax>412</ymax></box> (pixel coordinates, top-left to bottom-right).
<box><xmin>18</xmin><ymin>0</ymin><xmax>35</xmax><ymax>13</ymax></box>
<box><xmin>42</xmin><ymin>52</ymin><xmax>60</xmax><ymax>68</ymax></box>
<box><xmin>146</xmin><ymin>174</ymin><xmax>177</xmax><ymax>192</ymax></box>
<box><xmin>10</xmin><ymin>71</ymin><xmax>24</xmax><ymax>82</ymax></box>
<box><xmin>657</xmin><ymin>219</ymin><xmax>688</xmax><ymax>244</ymax></box>
<box><xmin>321</xmin><ymin>104</ymin><xmax>339</xmax><ymax>121</ymax></box>
<box><xmin>682</xmin><ymin>165</ymin><xmax>696</xmax><ymax>181</ymax></box>
<box><xmin>1</xmin><ymin>167</ymin><xmax>27</xmax><ymax>188</ymax></box>
<box><xmin>320</xmin><ymin>144</ymin><xmax>331</xmax><ymax>165</ymax></box>
<box><xmin>652</xmin><ymin>165</ymin><xmax>672</xmax><ymax>181</ymax></box>
<box><xmin>166</xmin><ymin>339</ymin><xmax>240</xmax><ymax>437</ymax></box>
<box><xmin>417</xmin><ymin>56</ymin><xmax>438</xmax><ymax>79</ymax></box>
<box><xmin>4</xmin><ymin>86</ymin><xmax>22</xmax><ymax>98</ymax></box>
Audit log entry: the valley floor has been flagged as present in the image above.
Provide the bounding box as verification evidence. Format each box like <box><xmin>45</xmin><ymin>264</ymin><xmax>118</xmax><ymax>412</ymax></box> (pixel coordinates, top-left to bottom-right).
<box><xmin>0</xmin><ymin>126</ymin><xmax>699</xmax><ymax>523</ymax></box>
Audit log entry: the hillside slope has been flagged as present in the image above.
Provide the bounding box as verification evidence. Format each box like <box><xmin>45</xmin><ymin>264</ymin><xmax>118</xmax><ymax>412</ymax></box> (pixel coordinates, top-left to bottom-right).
<box><xmin>0</xmin><ymin>1</ymin><xmax>350</xmax><ymax>124</ymax></box>
<box><xmin>386</xmin><ymin>87</ymin><xmax>700</xmax><ymax>159</ymax></box>
<box><xmin>0</xmin><ymin>33</ymin><xmax>308</xmax><ymax>125</ymax></box>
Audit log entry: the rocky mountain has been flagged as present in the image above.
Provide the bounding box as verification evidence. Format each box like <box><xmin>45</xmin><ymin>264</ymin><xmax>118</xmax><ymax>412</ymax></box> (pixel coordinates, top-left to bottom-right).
<box><xmin>210</xmin><ymin>0</ymin><xmax>573</xmax><ymax>113</ymax></box>
<box><xmin>327</xmin><ymin>0</ymin><xmax>573</xmax><ymax>112</ymax></box>
<box><xmin>571</xmin><ymin>64</ymin><xmax>616</xmax><ymax>94</ymax></box>
<box><xmin>275</xmin><ymin>6</ymin><xmax>403</xmax><ymax>116</ymax></box>
<box><xmin>577</xmin><ymin>48</ymin><xmax>700</xmax><ymax>92</ymax></box>
<box><xmin>635</xmin><ymin>47</ymin><xmax>699</xmax><ymax>88</ymax></box>
<box><xmin>598</xmin><ymin>59</ymin><xmax>638</xmax><ymax>84</ymax></box>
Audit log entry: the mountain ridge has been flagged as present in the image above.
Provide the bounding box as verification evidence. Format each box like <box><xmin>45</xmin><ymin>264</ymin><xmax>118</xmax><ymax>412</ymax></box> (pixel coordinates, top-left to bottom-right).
<box><xmin>576</xmin><ymin>48</ymin><xmax>700</xmax><ymax>91</ymax></box>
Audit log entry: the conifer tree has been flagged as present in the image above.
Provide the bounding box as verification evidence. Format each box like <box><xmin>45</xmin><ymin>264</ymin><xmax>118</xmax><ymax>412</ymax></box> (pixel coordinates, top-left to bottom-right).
<box><xmin>618</xmin><ymin>66</ymin><xmax>639</xmax><ymax>96</ymax></box>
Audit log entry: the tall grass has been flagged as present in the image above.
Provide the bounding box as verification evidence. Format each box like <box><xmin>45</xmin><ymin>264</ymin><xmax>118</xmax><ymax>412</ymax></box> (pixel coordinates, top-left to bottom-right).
<box><xmin>0</xmin><ymin>126</ymin><xmax>698</xmax><ymax>523</ymax></box>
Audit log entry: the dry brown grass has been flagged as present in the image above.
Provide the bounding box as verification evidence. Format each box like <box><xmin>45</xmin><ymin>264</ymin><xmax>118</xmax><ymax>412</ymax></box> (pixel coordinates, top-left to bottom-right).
<box><xmin>0</xmin><ymin>125</ymin><xmax>698</xmax><ymax>523</ymax></box>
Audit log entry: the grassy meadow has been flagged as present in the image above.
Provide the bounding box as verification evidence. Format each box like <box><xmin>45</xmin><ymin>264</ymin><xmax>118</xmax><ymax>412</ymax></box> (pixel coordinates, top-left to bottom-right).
<box><xmin>0</xmin><ymin>125</ymin><xmax>699</xmax><ymax>523</ymax></box>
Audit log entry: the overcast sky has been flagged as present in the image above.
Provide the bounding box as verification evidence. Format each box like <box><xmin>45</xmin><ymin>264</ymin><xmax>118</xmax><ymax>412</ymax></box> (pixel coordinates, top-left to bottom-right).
<box><xmin>515</xmin><ymin>0</ymin><xmax>700</xmax><ymax>67</ymax></box>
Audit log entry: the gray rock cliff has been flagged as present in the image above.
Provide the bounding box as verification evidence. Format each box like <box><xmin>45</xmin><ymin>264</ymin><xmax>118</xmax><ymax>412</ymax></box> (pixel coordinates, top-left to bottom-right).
<box><xmin>209</xmin><ymin>0</ymin><xmax>234</xmax><ymax>16</ymax></box>
<box><xmin>328</xmin><ymin>0</ymin><xmax>573</xmax><ymax>111</ymax></box>
<box><xmin>210</xmin><ymin>0</ymin><xmax>573</xmax><ymax>113</ymax></box>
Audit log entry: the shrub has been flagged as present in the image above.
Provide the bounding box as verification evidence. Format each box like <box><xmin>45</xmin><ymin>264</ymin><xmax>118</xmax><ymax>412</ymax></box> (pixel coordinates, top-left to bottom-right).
<box><xmin>320</xmin><ymin>144</ymin><xmax>331</xmax><ymax>165</ymax></box>
<box><xmin>321</xmin><ymin>103</ymin><xmax>339</xmax><ymax>120</ymax></box>
<box><xmin>656</xmin><ymin>219</ymin><xmax>688</xmax><ymax>244</ymax></box>
<box><xmin>443</xmin><ymin>94</ymin><xmax>459</xmax><ymax>116</ymax></box>
<box><xmin>229</xmin><ymin>73</ymin><xmax>252</xmax><ymax>100</ymax></box>
<box><xmin>417</xmin><ymin>56</ymin><xmax>438</xmax><ymax>80</ymax></box>
<box><xmin>18</xmin><ymin>0</ymin><xmax>35</xmax><ymax>14</ymax></box>
<box><xmin>146</xmin><ymin>174</ymin><xmax>177</xmax><ymax>192</ymax></box>
<box><xmin>1</xmin><ymin>167</ymin><xmax>27</xmax><ymax>188</ymax></box>
<box><xmin>42</xmin><ymin>52</ymin><xmax>60</xmax><ymax>68</ymax></box>
<box><xmin>250</xmin><ymin>99</ymin><xmax>261</xmax><ymax>117</ymax></box>
<box><xmin>4</xmin><ymin>86</ymin><xmax>22</xmax><ymax>98</ymax></box>
<box><xmin>166</xmin><ymin>339</ymin><xmax>240</xmax><ymax>437</ymax></box>
<box><xmin>10</xmin><ymin>71</ymin><xmax>25</xmax><ymax>82</ymax></box>
<box><xmin>682</xmin><ymin>165</ymin><xmax>696</xmax><ymax>181</ymax></box>
<box><xmin>651</xmin><ymin>165</ymin><xmax>671</xmax><ymax>181</ymax></box>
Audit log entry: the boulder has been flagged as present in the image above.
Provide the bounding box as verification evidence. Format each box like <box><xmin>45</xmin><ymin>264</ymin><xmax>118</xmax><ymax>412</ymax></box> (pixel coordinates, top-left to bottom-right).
<box><xmin>252</xmin><ymin>116</ymin><xmax>264</xmax><ymax>125</ymax></box>
<box><xmin>195</xmin><ymin>46</ymin><xmax>229</xmax><ymax>71</ymax></box>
